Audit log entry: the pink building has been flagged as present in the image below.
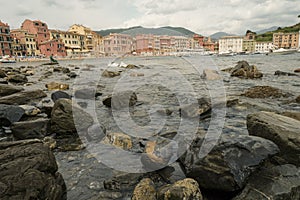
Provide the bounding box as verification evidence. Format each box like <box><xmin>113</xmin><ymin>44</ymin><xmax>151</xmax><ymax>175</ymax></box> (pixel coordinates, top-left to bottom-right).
<box><xmin>136</xmin><ymin>34</ymin><xmax>155</xmax><ymax>54</ymax></box>
<box><xmin>0</xmin><ymin>20</ymin><xmax>13</xmax><ymax>56</ymax></box>
<box><xmin>39</xmin><ymin>39</ymin><xmax>66</xmax><ymax>57</ymax></box>
<box><xmin>102</xmin><ymin>33</ymin><xmax>133</xmax><ymax>56</ymax></box>
<box><xmin>21</xmin><ymin>19</ymin><xmax>50</xmax><ymax>45</ymax></box>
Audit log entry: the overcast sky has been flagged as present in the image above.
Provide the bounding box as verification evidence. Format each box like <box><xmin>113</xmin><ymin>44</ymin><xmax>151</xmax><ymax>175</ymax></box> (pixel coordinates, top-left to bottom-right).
<box><xmin>1</xmin><ymin>0</ymin><xmax>300</xmax><ymax>36</ymax></box>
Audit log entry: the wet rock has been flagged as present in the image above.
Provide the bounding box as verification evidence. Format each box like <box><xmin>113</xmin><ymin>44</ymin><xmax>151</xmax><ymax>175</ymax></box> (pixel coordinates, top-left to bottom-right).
<box><xmin>0</xmin><ymin>69</ymin><xmax>7</xmax><ymax>78</ymax></box>
<box><xmin>247</xmin><ymin>111</ymin><xmax>300</xmax><ymax>165</ymax></box>
<box><xmin>201</xmin><ymin>69</ymin><xmax>221</xmax><ymax>80</ymax></box>
<box><xmin>102</xmin><ymin>91</ymin><xmax>137</xmax><ymax>110</ymax></box>
<box><xmin>157</xmin><ymin>178</ymin><xmax>203</xmax><ymax>200</ymax></box>
<box><xmin>132</xmin><ymin>178</ymin><xmax>156</xmax><ymax>200</ymax></box>
<box><xmin>0</xmin><ymin>79</ymin><xmax>8</xmax><ymax>84</ymax></box>
<box><xmin>275</xmin><ymin>70</ymin><xmax>299</xmax><ymax>76</ymax></box>
<box><xmin>294</xmin><ymin>68</ymin><xmax>300</xmax><ymax>73</ymax></box>
<box><xmin>7</xmin><ymin>74</ymin><xmax>28</xmax><ymax>84</ymax></box>
<box><xmin>296</xmin><ymin>95</ymin><xmax>300</xmax><ymax>103</ymax></box>
<box><xmin>179</xmin><ymin>98</ymin><xmax>211</xmax><ymax>118</ymax></box>
<box><xmin>102</xmin><ymin>70</ymin><xmax>121</xmax><ymax>78</ymax></box>
<box><xmin>221</xmin><ymin>67</ymin><xmax>233</xmax><ymax>73</ymax></box>
<box><xmin>242</xmin><ymin>86</ymin><xmax>290</xmax><ymax>98</ymax></box>
<box><xmin>105</xmin><ymin>132</ymin><xmax>133</xmax><ymax>150</ymax></box>
<box><xmin>74</xmin><ymin>88</ymin><xmax>97</xmax><ymax>99</ymax></box>
<box><xmin>125</xmin><ymin>64</ymin><xmax>140</xmax><ymax>69</ymax></box>
<box><xmin>0</xmin><ymin>90</ymin><xmax>47</xmax><ymax>105</ymax></box>
<box><xmin>130</xmin><ymin>72</ymin><xmax>145</xmax><ymax>77</ymax></box>
<box><xmin>19</xmin><ymin>105</ymin><xmax>41</xmax><ymax>116</ymax></box>
<box><xmin>231</xmin><ymin>61</ymin><xmax>263</xmax><ymax>78</ymax></box>
<box><xmin>0</xmin><ymin>84</ymin><xmax>24</xmax><ymax>97</ymax></box>
<box><xmin>103</xmin><ymin>173</ymin><xmax>144</xmax><ymax>191</ymax></box>
<box><xmin>0</xmin><ymin>104</ymin><xmax>24</xmax><ymax>126</ymax></box>
<box><xmin>51</xmin><ymin>91</ymin><xmax>71</xmax><ymax>102</ymax></box>
<box><xmin>282</xmin><ymin>111</ymin><xmax>300</xmax><ymax>121</ymax></box>
<box><xmin>46</xmin><ymin>82</ymin><xmax>69</xmax><ymax>91</ymax></box>
<box><xmin>157</xmin><ymin>162</ymin><xmax>186</xmax><ymax>184</ymax></box>
<box><xmin>43</xmin><ymin>136</ymin><xmax>57</xmax><ymax>150</ymax></box>
<box><xmin>0</xmin><ymin>139</ymin><xmax>67</xmax><ymax>200</ymax></box>
<box><xmin>11</xmin><ymin>118</ymin><xmax>50</xmax><ymax>140</ymax></box>
<box><xmin>180</xmin><ymin>134</ymin><xmax>279</xmax><ymax>192</ymax></box>
<box><xmin>44</xmin><ymin>71</ymin><xmax>53</xmax><ymax>77</ymax></box>
<box><xmin>90</xmin><ymin>191</ymin><xmax>123</xmax><ymax>200</ymax></box>
<box><xmin>67</xmin><ymin>72</ymin><xmax>77</xmax><ymax>78</ymax></box>
<box><xmin>233</xmin><ymin>164</ymin><xmax>300</xmax><ymax>200</ymax></box>
<box><xmin>51</xmin><ymin>99</ymin><xmax>94</xmax><ymax>137</ymax></box>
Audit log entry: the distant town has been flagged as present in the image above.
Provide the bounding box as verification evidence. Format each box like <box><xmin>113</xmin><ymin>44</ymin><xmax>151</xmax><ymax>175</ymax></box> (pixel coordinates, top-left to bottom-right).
<box><xmin>0</xmin><ymin>19</ymin><xmax>300</xmax><ymax>60</ymax></box>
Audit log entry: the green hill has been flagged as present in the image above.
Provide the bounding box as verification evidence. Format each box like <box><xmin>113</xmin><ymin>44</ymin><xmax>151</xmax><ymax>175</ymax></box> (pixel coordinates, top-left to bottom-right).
<box><xmin>256</xmin><ymin>23</ymin><xmax>300</xmax><ymax>42</ymax></box>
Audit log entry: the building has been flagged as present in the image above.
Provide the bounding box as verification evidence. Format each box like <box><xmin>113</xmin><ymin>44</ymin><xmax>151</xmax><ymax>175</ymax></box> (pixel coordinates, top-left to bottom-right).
<box><xmin>21</xmin><ymin>19</ymin><xmax>50</xmax><ymax>46</ymax></box>
<box><xmin>136</xmin><ymin>34</ymin><xmax>155</xmax><ymax>55</ymax></box>
<box><xmin>11</xmin><ymin>29</ymin><xmax>37</xmax><ymax>56</ymax></box>
<box><xmin>102</xmin><ymin>33</ymin><xmax>133</xmax><ymax>56</ymax></box>
<box><xmin>218</xmin><ymin>36</ymin><xmax>243</xmax><ymax>53</ymax></box>
<box><xmin>255</xmin><ymin>42</ymin><xmax>274</xmax><ymax>53</ymax></box>
<box><xmin>193</xmin><ymin>34</ymin><xmax>204</xmax><ymax>48</ymax></box>
<box><xmin>273</xmin><ymin>32</ymin><xmax>299</xmax><ymax>49</ymax></box>
<box><xmin>243</xmin><ymin>40</ymin><xmax>256</xmax><ymax>53</ymax></box>
<box><xmin>39</xmin><ymin>39</ymin><xmax>66</xmax><ymax>57</ymax></box>
<box><xmin>172</xmin><ymin>36</ymin><xmax>190</xmax><ymax>52</ymax></box>
<box><xmin>203</xmin><ymin>37</ymin><xmax>217</xmax><ymax>52</ymax></box>
<box><xmin>0</xmin><ymin>20</ymin><xmax>13</xmax><ymax>56</ymax></box>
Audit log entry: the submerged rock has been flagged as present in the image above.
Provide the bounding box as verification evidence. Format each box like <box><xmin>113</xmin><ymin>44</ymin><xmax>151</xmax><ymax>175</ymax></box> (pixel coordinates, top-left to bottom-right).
<box><xmin>0</xmin><ymin>84</ymin><xmax>24</xmax><ymax>97</ymax></box>
<box><xmin>102</xmin><ymin>91</ymin><xmax>137</xmax><ymax>110</ymax></box>
<box><xmin>242</xmin><ymin>86</ymin><xmax>290</xmax><ymax>98</ymax></box>
<box><xmin>0</xmin><ymin>90</ymin><xmax>47</xmax><ymax>105</ymax></box>
<box><xmin>0</xmin><ymin>139</ymin><xmax>67</xmax><ymax>200</ymax></box>
<box><xmin>231</xmin><ymin>61</ymin><xmax>263</xmax><ymax>78</ymax></box>
<box><xmin>180</xmin><ymin>134</ymin><xmax>279</xmax><ymax>192</ymax></box>
<box><xmin>247</xmin><ymin>111</ymin><xmax>300</xmax><ymax>165</ymax></box>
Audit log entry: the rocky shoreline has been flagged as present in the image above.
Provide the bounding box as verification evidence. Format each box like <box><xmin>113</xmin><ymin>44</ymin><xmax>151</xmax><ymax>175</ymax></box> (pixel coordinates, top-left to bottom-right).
<box><xmin>0</xmin><ymin>58</ymin><xmax>299</xmax><ymax>200</ymax></box>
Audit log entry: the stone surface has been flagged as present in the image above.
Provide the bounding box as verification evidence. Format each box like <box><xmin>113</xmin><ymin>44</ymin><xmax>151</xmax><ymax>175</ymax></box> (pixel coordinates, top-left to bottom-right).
<box><xmin>282</xmin><ymin>111</ymin><xmax>300</xmax><ymax>121</ymax></box>
<box><xmin>74</xmin><ymin>88</ymin><xmax>96</xmax><ymax>99</ymax></box>
<box><xmin>231</xmin><ymin>61</ymin><xmax>263</xmax><ymax>78</ymax></box>
<box><xmin>19</xmin><ymin>105</ymin><xmax>41</xmax><ymax>116</ymax></box>
<box><xmin>179</xmin><ymin>98</ymin><xmax>211</xmax><ymax>118</ymax></box>
<box><xmin>0</xmin><ymin>104</ymin><xmax>24</xmax><ymax>126</ymax></box>
<box><xmin>296</xmin><ymin>95</ymin><xmax>300</xmax><ymax>103</ymax></box>
<box><xmin>157</xmin><ymin>178</ymin><xmax>203</xmax><ymax>200</ymax></box>
<box><xmin>46</xmin><ymin>82</ymin><xmax>69</xmax><ymax>91</ymax></box>
<box><xmin>7</xmin><ymin>74</ymin><xmax>28</xmax><ymax>84</ymax></box>
<box><xmin>201</xmin><ymin>69</ymin><xmax>221</xmax><ymax>80</ymax></box>
<box><xmin>102</xmin><ymin>70</ymin><xmax>121</xmax><ymax>78</ymax></box>
<box><xmin>102</xmin><ymin>91</ymin><xmax>137</xmax><ymax>110</ymax></box>
<box><xmin>11</xmin><ymin>118</ymin><xmax>50</xmax><ymax>140</ymax></box>
<box><xmin>247</xmin><ymin>111</ymin><xmax>300</xmax><ymax>165</ymax></box>
<box><xmin>0</xmin><ymin>84</ymin><xmax>24</xmax><ymax>97</ymax></box>
<box><xmin>233</xmin><ymin>164</ymin><xmax>300</xmax><ymax>200</ymax></box>
<box><xmin>180</xmin><ymin>134</ymin><xmax>279</xmax><ymax>192</ymax></box>
<box><xmin>0</xmin><ymin>90</ymin><xmax>47</xmax><ymax>105</ymax></box>
<box><xmin>242</xmin><ymin>86</ymin><xmax>289</xmax><ymax>98</ymax></box>
<box><xmin>0</xmin><ymin>69</ymin><xmax>7</xmax><ymax>78</ymax></box>
<box><xmin>132</xmin><ymin>178</ymin><xmax>157</xmax><ymax>200</ymax></box>
<box><xmin>0</xmin><ymin>139</ymin><xmax>67</xmax><ymax>200</ymax></box>
<box><xmin>106</xmin><ymin>132</ymin><xmax>133</xmax><ymax>150</ymax></box>
<box><xmin>275</xmin><ymin>70</ymin><xmax>299</xmax><ymax>76</ymax></box>
<box><xmin>294</xmin><ymin>68</ymin><xmax>300</xmax><ymax>73</ymax></box>
<box><xmin>51</xmin><ymin>91</ymin><xmax>71</xmax><ymax>102</ymax></box>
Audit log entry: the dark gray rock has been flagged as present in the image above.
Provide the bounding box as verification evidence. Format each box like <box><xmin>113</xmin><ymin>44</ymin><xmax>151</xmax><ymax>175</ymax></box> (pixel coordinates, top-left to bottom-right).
<box><xmin>0</xmin><ymin>84</ymin><xmax>24</xmax><ymax>97</ymax></box>
<box><xmin>67</xmin><ymin>72</ymin><xmax>77</xmax><ymax>78</ymax></box>
<box><xmin>102</xmin><ymin>70</ymin><xmax>121</xmax><ymax>78</ymax></box>
<box><xmin>0</xmin><ymin>90</ymin><xmax>47</xmax><ymax>105</ymax></box>
<box><xmin>12</xmin><ymin>118</ymin><xmax>50</xmax><ymax>140</ymax></box>
<box><xmin>0</xmin><ymin>69</ymin><xmax>7</xmax><ymax>78</ymax></box>
<box><xmin>180</xmin><ymin>134</ymin><xmax>279</xmax><ymax>192</ymax></box>
<box><xmin>242</xmin><ymin>86</ymin><xmax>290</xmax><ymax>98</ymax></box>
<box><xmin>51</xmin><ymin>91</ymin><xmax>71</xmax><ymax>103</ymax></box>
<box><xmin>247</xmin><ymin>111</ymin><xmax>300</xmax><ymax>165</ymax></box>
<box><xmin>179</xmin><ymin>98</ymin><xmax>211</xmax><ymax>118</ymax></box>
<box><xmin>231</xmin><ymin>61</ymin><xmax>263</xmax><ymax>78</ymax></box>
<box><xmin>7</xmin><ymin>74</ymin><xmax>28</xmax><ymax>84</ymax></box>
<box><xmin>0</xmin><ymin>139</ymin><xmax>67</xmax><ymax>200</ymax></box>
<box><xmin>233</xmin><ymin>164</ymin><xmax>300</xmax><ymax>200</ymax></box>
<box><xmin>0</xmin><ymin>79</ymin><xmax>8</xmax><ymax>84</ymax></box>
<box><xmin>275</xmin><ymin>70</ymin><xmax>299</xmax><ymax>76</ymax></box>
<box><xmin>0</xmin><ymin>104</ymin><xmax>24</xmax><ymax>126</ymax></box>
<box><xmin>74</xmin><ymin>88</ymin><xmax>96</xmax><ymax>99</ymax></box>
<box><xmin>102</xmin><ymin>91</ymin><xmax>137</xmax><ymax>110</ymax></box>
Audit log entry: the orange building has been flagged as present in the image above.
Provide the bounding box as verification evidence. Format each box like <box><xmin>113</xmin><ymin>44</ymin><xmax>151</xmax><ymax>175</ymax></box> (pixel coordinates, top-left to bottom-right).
<box><xmin>273</xmin><ymin>32</ymin><xmax>299</xmax><ymax>49</ymax></box>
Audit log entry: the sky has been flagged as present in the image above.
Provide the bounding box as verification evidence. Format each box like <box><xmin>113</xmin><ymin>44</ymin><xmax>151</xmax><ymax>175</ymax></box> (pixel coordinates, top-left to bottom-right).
<box><xmin>1</xmin><ymin>0</ymin><xmax>300</xmax><ymax>36</ymax></box>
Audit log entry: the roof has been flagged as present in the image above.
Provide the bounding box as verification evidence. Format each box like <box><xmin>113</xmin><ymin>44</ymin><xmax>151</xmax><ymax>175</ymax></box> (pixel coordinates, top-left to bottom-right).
<box><xmin>0</xmin><ymin>20</ymin><xmax>9</xmax><ymax>27</ymax></box>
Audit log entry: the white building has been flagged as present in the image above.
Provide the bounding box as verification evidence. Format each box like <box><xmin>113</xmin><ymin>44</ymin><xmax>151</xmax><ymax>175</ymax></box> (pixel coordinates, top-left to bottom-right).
<box><xmin>218</xmin><ymin>36</ymin><xmax>243</xmax><ymax>53</ymax></box>
<box><xmin>255</xmin><ymin>42</ymin><xmax>274</xmax><ymax>53</ymax></box>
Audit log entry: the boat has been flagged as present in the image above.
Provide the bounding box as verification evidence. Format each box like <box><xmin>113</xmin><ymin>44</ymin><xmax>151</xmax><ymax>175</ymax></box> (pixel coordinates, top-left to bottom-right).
<box><xmin>218</xmin><ymin>51</ymin><xmax>236</xmax><ymax>57</ymax></box>
<box><xmin>268</xmin><ymin>48</ymin><xmax>297</xmax><ymax>55</ymax></box>
<box><xmin>1</xmin><ymin>60</ymin><xmax>16</xmax><ymax>63</ymax></box>
<box><xmin>0</xmin><ymin>56</ymin><xmax>16</xmax><ymax>63</ymax></box>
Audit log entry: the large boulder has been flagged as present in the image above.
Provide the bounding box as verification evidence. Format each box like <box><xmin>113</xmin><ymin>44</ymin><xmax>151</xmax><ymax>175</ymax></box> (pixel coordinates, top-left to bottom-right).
<box><xmin>231</xmin><ymin>61</ymin><xmax>263</xmax><ymax>78</ymax></box>
<box><xmin>180</xmin><ymin>134</ymin><xmax>279</xmax><ymax>192</ymax></box>
<box><xmin>132</xmin><ymin>178</ymin><xmax>157</xmax><ymax>200</ymax></box>
<box><xmin>102</xmin><ymin>91</ymin><xmax>137</xmax><ymax>110</ymax></box>
<box><xmin>233</xmin><ymin>164</ymin><xmax>300</xmax><ymax>200</ymax></box>
<box><xmin>0</xmin><ymin>84</ymin><xmax>24</xmax><ymax>97</ymax></box>
<box><xmin>0</xmin><ymin>104</ymin><xmax>24</xmax><ymax>126</ymax></box>
<box><xmin>242</xmin><ymin>86</ymin><xmax>290</xmax><ymax>98</ymax></box>
<box><xmin>0</xmin><ymin>90</ymin><xmax>47</xmax><ymax>105</ymax></box>
<box><xmin>247</xmin><ymin>111</ymin><xmax>300</xmax><ymax>165</ymax></box>
<box><xmin>0</xmin><ymin>140</ymin><xmax>67</xmax><ymax>200</ymax></box>
<box><xmin>7</xmin><ymin>74</ymin><xmax>28</xmax><ymax>84</ymax></box>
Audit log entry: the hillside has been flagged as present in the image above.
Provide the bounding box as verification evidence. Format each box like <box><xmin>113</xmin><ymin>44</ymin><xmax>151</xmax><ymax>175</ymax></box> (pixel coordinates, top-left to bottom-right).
<box><xmin>210</xmin><ymin>32</ymin><xmax>234</xmax><ymax>40</ymax></box>
<box><xmin>96</xmin><ymin>26</ymin><xmax>198</xmax><ymax>37</ymax></box>
<box><xmin>256</xmin><ymin>23</ymin><xmax>300</xmax><ymax>42</ymax></box>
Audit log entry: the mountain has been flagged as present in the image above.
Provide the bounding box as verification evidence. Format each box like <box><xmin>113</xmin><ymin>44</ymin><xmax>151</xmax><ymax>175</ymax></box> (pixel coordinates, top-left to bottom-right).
<box><xmin>96</xmin><ymin>26</ymin><xmax>198</xmax><ymax>37</ymax></box>
<box><xmin>210</xmin><ymin>32</ymin><xmax>234</xmax><ymax>40</ymax></box>
<box><xmin>256</xmin><ymin>26</ymin><xmax>278</xmax><ymax>34</ymax></box>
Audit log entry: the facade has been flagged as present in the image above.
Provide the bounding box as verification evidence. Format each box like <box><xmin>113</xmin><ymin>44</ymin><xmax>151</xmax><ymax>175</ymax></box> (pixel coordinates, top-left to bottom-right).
<box><xmin>203</xmin><ymin>37</ymin><xmax>216</xmax><ymax>52</ymax></box>
<box><xmin>39</xmin><ymin>39</ymin><xmax>66</xmax><ymax>57</ymax></box>
<box><xmin>273</xmin><ymin>32</ymin><xmax>299</xmax><ymax>49</ymax></box>
<box><xmin>172</xmin><ymin>36</ymin><xmax>190</xmax><ymax>51</ymax></box>
<box><xmin>11</xmin><ymin>29</ymin><xmax>37</xmax><ymax>56</ymax></box>
<box><xmin>218</xmin><ymin>36</ymin><xmax>243</xmax><ymax>53</ymax></box>
<box><xmin>102</xmin><ymin>33</ymin><xmax>133</xmax><ymax>56</ymax></box>
<box><xmin>21</xmin><ymin>19</ymin><xmax>50</xmax><ymax>46</ymax></box>
<box><xmin>255</xmin><ymin>42</ymin><xmax>274</xmax><ymax>53</ymax></box>
<box><xmin>0</xmin><ymin>20</ymin><xmax>13</xmax><ymax>56</ymax></box>
<box><xmin>243</xmin><ymin>40</ymin><xmax>256</xmax><ymax>53</ymax></box>
<box><xmin>193</xmin><ymin>34</ymin><xmax>204</xmax><ymax>48</ymax></box>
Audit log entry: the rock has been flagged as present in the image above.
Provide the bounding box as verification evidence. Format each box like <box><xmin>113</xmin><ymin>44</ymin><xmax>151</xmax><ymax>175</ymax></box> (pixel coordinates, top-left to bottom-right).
<box><xmin>11</xmin><ymin>119</ymin><xmax>50</xmax><ymax>140</ymax></box>
<box><xmin>67</xmin><ymin>72</ymin><xmax>77</xmax><ymax>78</ymax></box>
<box><xmin>201</xmin><ymin>69</ymin><xmax>221</xmax><ymax>80</ymax></box>
<box><xmin>0</xmin><ymin>78</ymin><xmax>8</xmax><ymax>84</ymax></box>
<box><xmin>105</xmin><ymin>132</ymin><xmax>132</xmax><ymax>150</ymax></box>
<box><xmin>51</xmin><ymin>99</ymin><xmax>94</xmax><ymax>137</ymax></box>
<box><xmin>233</xmin><ymin>164</ymin><xmax>300</xmax><ymax>200</ymax></box>
<box><xmin>90</xmin><ymin>192</ymin><xmax>123</xmax><ymax>200</ymax></box>
<box><xmin>247</xmin><ymin>111</ymin><xmax>300</xmax><ymax>165</ymax></box>
<box><xmin>102</xmin><ymin>91</ymin><xmax>137</xmax><ymax>109</ymax></box>
<box><xmin>0</xmin><ymin>69</ymin><xmax>7</xmax><ymax>78</ymax></box>
<box><xmin>157</xmin><ymin>162</ymin><xmax>186</xmax><ymax>184</ymax></box>
<box><xmin>294</xmin><ymin>68</ymin><xmax>300</xmax><ymax>73</ymax></box>
<box><xmin>296</xmin><ymin>95</ymin><xmax>300</xmax><ymax>103</ymax></box>
<box><xmin>157</xmin><ymin>178</ymin><xmax>203</xmax><ymax>200</ymax></box>
<box><xmin>231</xmin><ymin>61</ymin><xmax>263</xmax><ymax>78</ymax></box>
<box><xmin>0</xmin><ymin>90</ymin><xmax>47</xmax><ymax>105</ymax></box>
<box><xmin>102</xmin><ymin>70</ymin><xmax>121</xmax><ymax>78</ymax></box>
<box><xmin>7</xmin><ymin>74</ymin><xmax>28</xmax><ymax>84</ymax></box>
<box><xmin>46</xmin><ymin>82</ymin><xmax>69</xmax><ymax>91</ymax></box>
<box><xmin>25</xmin><ymin>70</ymin><xmax>35</xmax><ymax>76</ymax></box>
<box><xmin>180</xmin><ymin>134</ymin><xmax>279</xmax><ymax>192</ymax></box>
<box><xmin>125</xmin><ymin>64</ymin><xmax>140</xmax><ymax>69</ymax></box>
<box><xmin>74</xmin><ymin>88</ymin><xmax>96</xmax><ymax>99</ymax></box>
<box><xmin>19</xmin><ymin>105</ymin><xmax>41</xmax><ymax>116</ymax></box>
<box><xmin>0</xmin><ymin>139</ymin><xmax>67</xmax><ymax>200</ymax></box>
<box><xmin>0</xmin><ymin>104</ymin><xmax>24</xmax><ymax>126</ymax></box>
<box><xmin>179</xmin><ymin>98</ymin><xmax>211</xmax><ymax>118</ymax></box>
<box><xmin>51</xmin><ymin>91</ymin><xmax>71</xmax><ymax>103</ymax></box>
<box><xmin>282</xmin><ymin>111</ymin><xmax>300</xmax><ymax>121</ymax></box>
<box><xmin>221</xmin><ymin>67</ymin><xmax>233</xmax><ymax>73</ymax></box>
<box><xmin>44</xmin><ymin>71</ymin><xmax>53</xmax><ymax>77</ymax></box>
<box><xmin>43</xmin><ymin>136</ymin><xmax>57</xmax><ymax>150</ymax></box>
<box><xmin>242</xmin><ymin>86</ymin><xmax>289</xmax><ymax>98</ymax></box>
<box><xmin>275</xmin><ymin>70</ymin><xmax>299</xmax><ymax>76</ymax></box>
<box><xmin>130</xmin><ymin>72</ymin><xmax>145</xmax><ymax>77</ymax></box>
<box><xmin>0</xmin><ymin>84</ymin><xmax>24</xmax><ymax>97</ymax></box>
<box><xmin>132</xmin><ymin>178</ymin><xmax>157</xmax><ymax>200</ymax></box>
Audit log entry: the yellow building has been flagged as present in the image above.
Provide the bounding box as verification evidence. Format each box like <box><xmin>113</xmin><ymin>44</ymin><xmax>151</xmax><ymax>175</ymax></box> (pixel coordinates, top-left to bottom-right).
<box><xmin>273</xmin><ymin>32</ymin><xmax>299</xmax><ymax>49</ymax></box>
<box><xmin>11</xmin><ymin>29</ymin><xmax>38</xmax><ymax>56</ymax></box>
<box><xmin>243</xmin><ymin>40</ymin><xmax>256</xmax><ymax>53</ymax></box>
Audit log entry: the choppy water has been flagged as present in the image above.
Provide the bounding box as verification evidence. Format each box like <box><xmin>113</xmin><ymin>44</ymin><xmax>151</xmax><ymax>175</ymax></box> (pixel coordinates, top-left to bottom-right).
<box><xmin>2</xmin><ymin>54</ymin><xmax>300</xmax><ymax>199</ymax></box>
